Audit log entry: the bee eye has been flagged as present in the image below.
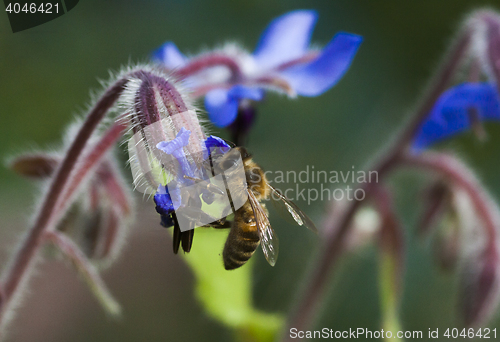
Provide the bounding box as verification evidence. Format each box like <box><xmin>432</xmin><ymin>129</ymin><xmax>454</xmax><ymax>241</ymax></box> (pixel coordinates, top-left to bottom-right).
<box><xmin>248</xmin><ymin>172</ymin><xmax>259</xmax><ymax>183</ymax></box>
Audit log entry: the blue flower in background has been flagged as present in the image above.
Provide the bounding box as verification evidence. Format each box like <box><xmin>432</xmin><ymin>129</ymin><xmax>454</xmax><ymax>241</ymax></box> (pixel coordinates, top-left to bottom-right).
<box><xmin>413</xmin><ymin>83</ymin><xmax>500</xmax><ymax>150</ymax></box>
<box><xmin>153</xmin><ymin>10</ymin><xmax>363</xmax><ymax>128</ymax></box>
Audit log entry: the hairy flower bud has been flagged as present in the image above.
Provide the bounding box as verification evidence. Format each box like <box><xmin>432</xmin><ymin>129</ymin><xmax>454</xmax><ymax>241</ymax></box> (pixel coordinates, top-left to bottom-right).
<box><xmin>459</xmin><ymin>248</ymin><xmax>500</xmax><ymax>327</ymax></box>
<box><xmin>417</xmin><ymin>180</ymin><xmax>451</xmax><ymax>238</ymax></box>
<box><xmin>449</xmin><ymin>181</ymin><xmax>500</xmax><ymax>327</ymax></box>
<box><xmin>9</xmin><ymin>152</ymin><xmax>133</xmax><ymax>266</ymax></box>
<box><xmin>121</xmin><ymin>67</ymin><xmax>207</xmax><ymax>194</ymax></box>
<box><xmin>120</xmin><ymin>66</ymin><xmax>247</xmax><ymax>254</ymax></box>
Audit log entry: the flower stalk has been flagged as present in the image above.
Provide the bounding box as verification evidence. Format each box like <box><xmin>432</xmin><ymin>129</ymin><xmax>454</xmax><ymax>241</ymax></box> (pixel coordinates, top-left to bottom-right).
<box><xmin>282</xmin><ymin>14</ymin><xmax>483</xmax><ymax>340</ymax></box>
<box><xmin>0</xmin><ymin>77</ymin><xmax>131</xmax><ymax>333</ymax></box>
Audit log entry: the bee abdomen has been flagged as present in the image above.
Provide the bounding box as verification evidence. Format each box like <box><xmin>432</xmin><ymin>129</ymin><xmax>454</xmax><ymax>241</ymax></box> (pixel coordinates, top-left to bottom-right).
<box><xmin>223</xmin><ymin>228</ymin><xmax>259</xmax><ymax>270</ymax></box>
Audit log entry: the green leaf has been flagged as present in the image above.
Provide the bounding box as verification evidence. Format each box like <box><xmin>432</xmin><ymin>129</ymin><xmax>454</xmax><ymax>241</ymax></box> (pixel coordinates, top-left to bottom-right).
<box><xmin>182</xmin><ymin>228</ymin><xmax>284</xmax><ymax>342</ymax></box>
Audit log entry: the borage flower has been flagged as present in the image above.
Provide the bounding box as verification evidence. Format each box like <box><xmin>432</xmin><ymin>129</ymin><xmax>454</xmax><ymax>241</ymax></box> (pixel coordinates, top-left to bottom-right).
<box><xmin>153</xmin><ymin>10</ymin><xmax>362</xmax><ymax>141</ymax></box>
<box><xmin>413</xmin><ymin>82</ymin><xmax>500</xmax><ymax>150</ymax></box>
<box><xmin>410</xmin><ymin>69</ymin><xmax>500</xmax><ymax>329</ymax></box>
<box><xmin>153</xmin><ymin>128</ymin><xmax>232</xmax><ymax>232</ymax></box>
<box><xmin>121</xmin><ymin>68</ymin><xmax>238</xmax><ymax>253</ymax></box>
<box><xmin>410</xmin><ymin>81</ymin><xmax>500</xmax><ymax>326</ymax></box>
<box><xmin>412</xmin><ymin>11</ymin><xmax>500</xmax><ymax>150</ymax></box>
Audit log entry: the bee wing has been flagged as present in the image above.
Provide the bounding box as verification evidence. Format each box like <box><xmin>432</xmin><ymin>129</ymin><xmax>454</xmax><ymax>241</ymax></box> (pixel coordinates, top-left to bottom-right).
<box><xmin>268</xmin><ymin>184</ymin><xmax>318</xmax><ymax>233</ymax></box>
<box><xmin>247</xmin><ymin>190</ymin><xmax>279</xmax><ymax>266</ymax></box>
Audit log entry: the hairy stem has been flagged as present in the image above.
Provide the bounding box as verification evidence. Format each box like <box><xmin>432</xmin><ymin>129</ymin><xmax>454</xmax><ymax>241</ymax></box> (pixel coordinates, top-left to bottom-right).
<box><xmin>54</xmin><ymin>120</ymin><xmax>127</xmax><ymax>221</ymax></box>
<box><xmin>0</xmin><ymin>78</ymin><xmax>128</xmax><ymax>326</ymax></box>
<box><xmin>45</xmin><ymin>231</ymin><xmax>121</xmax><ymax>316</ymax></box>
<box><xmin>282</xmin><ymin>24</ymin><xmax>471</xmax><ymax>339</ymax></box>
<box><xmin>174</xmin><ymin>54</ymin><xmax>242</xmax><ymax>81</ymax></box>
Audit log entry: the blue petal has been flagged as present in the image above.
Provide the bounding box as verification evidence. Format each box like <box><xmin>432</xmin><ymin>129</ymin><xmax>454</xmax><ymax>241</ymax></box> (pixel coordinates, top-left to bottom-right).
<box><xmin>205</xmin><ymin>86</ymin><xmax>263</xmax><ymax>127</ymax></box>
<box><xmin>205</xmin><ymin>135</ymin><xmax>231</xmax><ymax>152</ymax></box>
<box><xmin>253</xmin><ymin>10</ymin><xmax>318</xmax><ymax>69</ymax></box>
<box><xmin>205</xmin><ymin>88</ymin><xmax>239</xmax><ymax>127</ymax></box>
<box><xmin>152</xmin><ymin>41</ymin><xmax>187</xmax><ymax>69</ymax></box>
<box><xmin>156</xmin><ymin>127</ymin><xmax>191</xmax><ymax>154</ymax></box>
<box><xmin>204</xmin><ymin>135</ymin><xmax>231</xmax><ymax>160</ymax></box>
<box><xmin>229</xmin><ymin>85</ymin><xmax>265</xmax><ymax>101</ymax></box>
<box><xmin>280</xmin><ymin>32</ymin><xmax>362</xmax><ymax>96</ymax></box>
<box><xmin>413</xmin><ymin>83</ymin><xmax>500</xmax><ymax>149</ymax></box>
<box><xmin>157</xmin><ymin>128</ymin><xmax>196</xmax><ymax>178</ymax></box>
<box><xmin>154</xmin><ymin>183</ymin><xmax>182</xmax><ymax>228</ymax></box>
<box><xmin>155</xmin><ymin>184</ymin><xmax>182</xmax><ymax>211</ymax></box>
<box><xmin>154</xmin><ymin>185</ymin><xmax>175</xmax><ymax>215</ymax></box>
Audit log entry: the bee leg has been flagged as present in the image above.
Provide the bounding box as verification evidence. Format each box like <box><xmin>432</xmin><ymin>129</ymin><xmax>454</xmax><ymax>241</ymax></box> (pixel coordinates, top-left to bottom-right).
<box><xmin>202</xmin><ymin>216</ymin><xmax>232</xmax><ymax>229</ymax></box>
<box><xmin>209</xmin><ymin>220</ymin><xmax>233</xmax><ymax>229</ymax></box>
<box><xmin>172</xmin><ymin>213</ymin><xmax>182</xmax><ymax>254</ymax></box>
<box><xmin>181</xmin><ymin>223</ymin><xmax>195</xmax><ymax>253</ymax></box>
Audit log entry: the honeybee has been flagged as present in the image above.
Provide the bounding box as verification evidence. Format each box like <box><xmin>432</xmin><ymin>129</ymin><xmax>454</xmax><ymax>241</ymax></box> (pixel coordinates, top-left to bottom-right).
<box><xmin>209</xmin><ymin>146</ymin><xmax>317</xmax><ymax>270</ymax></box>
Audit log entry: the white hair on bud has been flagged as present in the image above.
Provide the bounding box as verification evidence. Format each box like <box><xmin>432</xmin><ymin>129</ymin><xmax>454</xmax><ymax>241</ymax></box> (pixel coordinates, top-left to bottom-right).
<box><xmin>466</xmin><ymin>11</ymin><xmax>491</xmax><ymax>79</ymax></box>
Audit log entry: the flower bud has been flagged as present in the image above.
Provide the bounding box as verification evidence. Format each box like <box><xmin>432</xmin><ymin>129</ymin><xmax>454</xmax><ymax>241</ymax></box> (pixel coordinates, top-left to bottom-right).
<box><xmin>459</xmin><ymin>247</ymin><xmax>500</xmax><ymax>327</ymax></box>
<box><xmin>417</xmin><ymin>180</ymin><xmax>451</xmax><ymax>238</ymax></box>
<box><xmin>344</xmin><ymin>206</ymin><xmax>381</xmax><ymax>251</ymax></box>
<box><xmin>122</xmin><ymin>67</ymin><xmax>208</xmax><ymax>195</ymax></box>
<box><xmin>8</xmin><ymin>154</ymin><xmax>58</xmax><ymax>179</ymax></box>
<box><xmin>9</xmin><ymin>152</ymin><xmax>133</xmax><ymax>266</ymax></box>
<box><xmin>432</xmin><ymin>212</ymin><xmax>460</xmax><ymax>272</ymax></box>
<box><xmin>121</xmin><ymin>67</ymin><xmax>247</xmax><ymax>252</ymax></box>
<box><xmin>468</xmin><ymin>11</ymin><xmax>500</xmax><ymax>86</ymax></box>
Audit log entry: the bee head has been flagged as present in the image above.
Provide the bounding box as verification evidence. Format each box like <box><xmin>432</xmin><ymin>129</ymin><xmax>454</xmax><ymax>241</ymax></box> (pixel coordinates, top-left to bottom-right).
<box><xmin>237</xmin><ymin>147</ymin><xmax>252</xmax><ymax>161</ymax></box>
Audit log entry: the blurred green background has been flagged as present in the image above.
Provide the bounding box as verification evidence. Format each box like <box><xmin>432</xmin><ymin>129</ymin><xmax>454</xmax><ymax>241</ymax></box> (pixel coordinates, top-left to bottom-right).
<box><xmin>2</xmin><ymin>0</ymin><xmax>500</xmax><ymax>341</ymax></box>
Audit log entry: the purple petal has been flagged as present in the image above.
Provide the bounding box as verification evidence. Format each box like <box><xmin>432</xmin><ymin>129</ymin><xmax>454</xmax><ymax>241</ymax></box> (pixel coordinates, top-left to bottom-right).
<box><xmin>156</xmin><ymin>127</ymin><xmax>191</xmax><ymax>154</ymax></box>
<box><xmin>152</xmin><ymin>41</ymin><xmax>187</xmax><ymax>69</ymax></box>
<box><xmin>205</xmin><ymin>86</ymin><xmax>263</xmax><ymax>127</ymax></box>
<box><xmin>253</xmin><ymin>10</ymin><xmax>318</xmax><ymax>69</ymax></box>
<box><xmin>412</xmin><ymin>83</ymin><xmax>500</xmax><ymax>150</ymax></box>
<box><xmin>280</xmin><ymin>32</ymin><xmax>362</xmax><ymax>96</ymax></box>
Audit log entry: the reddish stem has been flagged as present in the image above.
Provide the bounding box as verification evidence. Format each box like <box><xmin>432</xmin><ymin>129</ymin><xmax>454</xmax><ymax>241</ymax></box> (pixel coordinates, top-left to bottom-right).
<box><xmin>97</xmin><ymin>161</ymin><xmax>131</xmax><ymax>215</ymax></box>
<box><xmin>283</xmin><ymin>157</ymin><xmax>396</xmax><ymax>338</ymax></box>
<box><xmin>174</xmin><ymin>54</ymin><xmax>242</xmax><ymax>81</ymax></box>
<box><xmin>45</xmin><ymin>231</ymin><xmax>121</xmax><ymax>314</ymax></box>
<box><xmin>53</xmin><ymin>121</ymin><xmax>127</xmax><ymax>221</ymax></box>
<box><xmin>394</xmin><ymin>28</ymin><xmax>471</xmax><ymax>150</ymax></box>
<box><xmin>282</xmin><ymin>24</ymin><xmax>472</xmax><ymax>339</ymax></box>
<box><xmin>0</xmin><ymin>78</ymin><xmax>128</xmax><ymax>319</ymax></box>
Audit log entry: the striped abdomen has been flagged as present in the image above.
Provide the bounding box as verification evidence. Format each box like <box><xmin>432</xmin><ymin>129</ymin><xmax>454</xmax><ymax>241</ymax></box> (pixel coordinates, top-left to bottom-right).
<box><xmin>222</xmin><ymin>204</ymin><xmax>260</xmax><ymax>270</ymax></box>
